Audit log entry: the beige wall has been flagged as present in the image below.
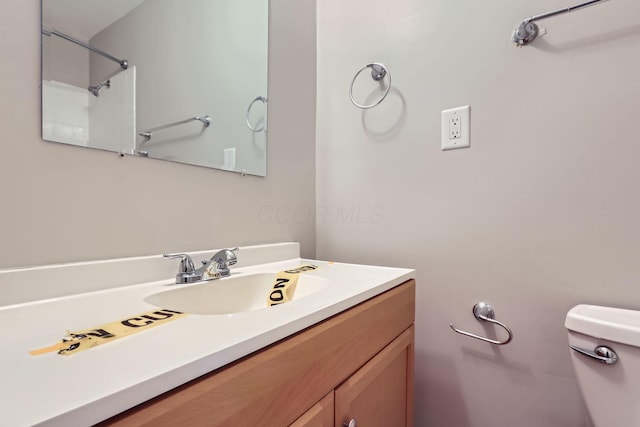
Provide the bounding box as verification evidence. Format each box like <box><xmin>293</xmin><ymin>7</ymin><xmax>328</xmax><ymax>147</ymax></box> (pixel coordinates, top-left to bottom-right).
<box><xmin>317</xmin><ymin>0</ymin><xmax>640</xmax><ymax>425</ymax></box>
<box><xmin>0</xmin><ymin>0</ymin><xmax>316</xmax><ymax>269</ymax></box>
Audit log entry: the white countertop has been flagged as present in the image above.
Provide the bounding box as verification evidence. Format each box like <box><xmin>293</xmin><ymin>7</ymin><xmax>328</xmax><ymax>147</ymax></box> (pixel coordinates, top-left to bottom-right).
<box><xmin>0</xmin><ymin>247</ymin><xmax>414</xmax><ymax>426</ymax></box>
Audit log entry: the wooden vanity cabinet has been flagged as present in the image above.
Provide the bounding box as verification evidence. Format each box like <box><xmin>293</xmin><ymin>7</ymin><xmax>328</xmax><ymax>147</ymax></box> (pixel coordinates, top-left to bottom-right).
<box><xmin>100</xmin><ymin>280</ymin><xmax>415</xmax><ymax>427</ymax></box>
<box><xmin>291</xmin><ymin>327</ymin><xmax>414</xmax><ymax>427</ymax></box>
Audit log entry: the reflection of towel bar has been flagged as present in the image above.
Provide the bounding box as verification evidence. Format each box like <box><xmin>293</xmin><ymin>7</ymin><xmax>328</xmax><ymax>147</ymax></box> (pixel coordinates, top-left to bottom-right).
<box><xmin>139</xmin><ymin>116</ymin><xmax>212</xmax><ymax>140</ymax></box>
<box><xmin>450</xmin><ymin>302</ymin><xmax>513</xmax><ymax>345</ymax></box>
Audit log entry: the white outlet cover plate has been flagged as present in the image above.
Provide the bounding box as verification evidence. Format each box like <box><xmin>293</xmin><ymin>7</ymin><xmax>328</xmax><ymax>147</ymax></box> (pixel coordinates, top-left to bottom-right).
<box><xmin>441</xmin><ymin>105</ymin><xmax>470</xmax><ymax>150</ymax></box>
<box><xmin>223</xmin><ymin>147</ymin><xmax>236</xmax><ymax>170</ymax></box>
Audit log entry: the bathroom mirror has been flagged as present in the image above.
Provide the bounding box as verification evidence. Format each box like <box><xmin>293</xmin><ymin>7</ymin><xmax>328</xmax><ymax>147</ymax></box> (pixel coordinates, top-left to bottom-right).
<box><xmin>41</xmin><ymin>0</ymin><xmax>268</xmax><ymax>176</ymax></box>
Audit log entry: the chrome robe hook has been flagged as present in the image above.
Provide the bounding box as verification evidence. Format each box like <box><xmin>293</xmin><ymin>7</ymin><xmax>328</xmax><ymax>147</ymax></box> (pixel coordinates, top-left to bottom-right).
<box><xmin>450</xmin><ymin>302</ymin><xmax>513</xmax><ymax>345</ymax></box>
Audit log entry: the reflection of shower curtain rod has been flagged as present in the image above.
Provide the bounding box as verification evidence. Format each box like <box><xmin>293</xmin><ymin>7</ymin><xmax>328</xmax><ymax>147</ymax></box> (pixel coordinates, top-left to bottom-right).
<box><xmin>42</xmin><ymin>29</ymin><xmax>128</xmax><ymax>70</ymax></box>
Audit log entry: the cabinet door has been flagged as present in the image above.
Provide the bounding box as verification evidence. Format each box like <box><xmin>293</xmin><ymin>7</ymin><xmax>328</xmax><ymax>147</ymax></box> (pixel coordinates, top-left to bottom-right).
<box><xmin>335</xmin><ymin>326</ymin><xmax>414</xmax><ymax>427</ymax></box>
<box><xmin>289</xmin><ymin>392</ymin><xmax>334</xmax><ymax>427</ymax></box>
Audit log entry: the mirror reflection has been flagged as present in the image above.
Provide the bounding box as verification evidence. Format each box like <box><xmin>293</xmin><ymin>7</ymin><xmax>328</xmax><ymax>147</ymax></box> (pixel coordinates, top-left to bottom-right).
<box><xmin>42</xmin><ymin>0</ymin><xmax>268</xmax><ymax>176</ymax></box>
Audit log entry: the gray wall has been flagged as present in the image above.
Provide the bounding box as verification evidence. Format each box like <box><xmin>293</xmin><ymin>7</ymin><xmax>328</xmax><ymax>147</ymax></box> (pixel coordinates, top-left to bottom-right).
<box><xmin>0</xmin><ymin>0</ymin><xmax>316</xmax><ymax>269</ymax></box>
<box><xmin>42</xmin><ymin>35</ymin><xmax>89</xmax><ymax>87</ymax></box>
<box><xmin>316</xmin><ymin>0</ymin><xmax>640</xmax><ymax>425</ymax></box>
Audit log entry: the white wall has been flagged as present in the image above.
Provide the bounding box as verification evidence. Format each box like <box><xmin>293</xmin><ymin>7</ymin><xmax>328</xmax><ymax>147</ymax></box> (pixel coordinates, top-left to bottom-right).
<box><xmin>0</xmin><ymin>0</ymin><xmax>316</xmax><ymax>270</ymax></box>
<box><xmin>88</xmin><ymin>67</ymin><xmax>136</xmax><ymax>154</ymax></box>
<box><xmin>42</xmin><ymin>80</ymin><xmax>89</xmax><ymax>146</ymax></box>
<box><xmin>317</xmin><ymin>0</ymin><xmax>640</xmax><ymax>426</ymax></box>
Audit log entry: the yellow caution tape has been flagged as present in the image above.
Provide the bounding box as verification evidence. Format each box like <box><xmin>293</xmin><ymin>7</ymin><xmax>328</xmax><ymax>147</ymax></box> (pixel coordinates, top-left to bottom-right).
<box><xmin>267</xmin><ymin>264</ymin><xmax>318</xmax><ymax>307</ymax></box>
<box><xmin>29</xmin><ymin>342</ymin><xmax>67</xmax><ymax>356</ymax></box>
<box><xmin>29</xmin><ymin>308</ymin><xmax>187</xmax><ymax>356</ymax></box>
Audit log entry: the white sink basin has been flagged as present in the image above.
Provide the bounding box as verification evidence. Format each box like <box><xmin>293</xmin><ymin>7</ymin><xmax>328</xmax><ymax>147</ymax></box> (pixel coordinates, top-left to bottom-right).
<box><xmin>144</xmin><ymin>272</ymin><xmax>329</xmax><ymax>315</ymax></box>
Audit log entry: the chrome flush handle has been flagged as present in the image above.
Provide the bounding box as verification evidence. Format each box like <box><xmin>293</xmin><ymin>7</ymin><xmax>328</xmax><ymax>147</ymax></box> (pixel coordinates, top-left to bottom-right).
<box><xmin>569</xmin><ymin>345</ymin><xmax>618</xmax><ymax>365</ymax></box>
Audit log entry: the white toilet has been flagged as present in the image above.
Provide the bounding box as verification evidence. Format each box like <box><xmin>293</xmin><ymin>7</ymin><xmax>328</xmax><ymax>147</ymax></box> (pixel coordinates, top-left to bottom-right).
<box><xmin>566</xmin><ymin>304</ymin><xmax>640</xmax><ymax>427</ymax></box>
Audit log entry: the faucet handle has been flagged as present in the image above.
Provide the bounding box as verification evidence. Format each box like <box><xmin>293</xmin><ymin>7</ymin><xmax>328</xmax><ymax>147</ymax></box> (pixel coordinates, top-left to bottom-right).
<box><xmin>208</xmin><ymin>248</ymin><xmax>239</xmax><ymax>277</ymax></box>
<box><xmin>226</xmin><ymin>248</ymin><xmax>239</xmax><ymax>265</ymax></box>
<box><xmin>163</xmin><ymin>253</ymin><xmax>196</xmax><ymax>273</ymax></box>
<box><xmin>211</xmin><ymin>248</ymin><xmax>238</xmax><ymax>263</ymax></box>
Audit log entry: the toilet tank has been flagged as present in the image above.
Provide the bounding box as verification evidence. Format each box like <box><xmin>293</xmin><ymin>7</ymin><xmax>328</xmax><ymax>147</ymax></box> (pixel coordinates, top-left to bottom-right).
<box><xmin>566</xmin><ymin>304</ymin><xmax>640</xmax><ymax>427</ymax></box>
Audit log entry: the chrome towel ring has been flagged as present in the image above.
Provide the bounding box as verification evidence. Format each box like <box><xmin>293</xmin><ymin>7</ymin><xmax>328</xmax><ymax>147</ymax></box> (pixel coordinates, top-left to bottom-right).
<box><xmin>246</xmin><ymin>96</ymin><xmax>267</xmax><ymax>132</ymax></box>
<box><xmin>450</xmin><ymin>302</ymin><xmax>514</xmax><ymax>345</ymax></box>
<box><xmin>349</xmin><ymin>63</ymin><xmax>391</xmax><ymax>109</ymax></box>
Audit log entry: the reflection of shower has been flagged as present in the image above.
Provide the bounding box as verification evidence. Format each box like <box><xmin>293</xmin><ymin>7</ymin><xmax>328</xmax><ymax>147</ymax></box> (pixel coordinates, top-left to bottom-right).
<box><xmin>89</xmin><ymin>80</ymin><xmax>111</xmax><ymax>97</ymax></box>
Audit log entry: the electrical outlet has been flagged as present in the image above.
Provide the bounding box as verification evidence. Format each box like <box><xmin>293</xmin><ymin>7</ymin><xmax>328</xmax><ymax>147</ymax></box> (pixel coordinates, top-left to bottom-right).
<box><xmin>441</xmin><ymin>105</ymin><xmax>470</xmax><ymax>150</ymax></box>
<box><xmin>223</xmin><ymin>147</ymin><xmax>236</xmax><ymax>170</ymax></box>
<box><xmin>449</xmin><ymin>116</ymin><xmax>461</xmax><ymax>139</ymax></box>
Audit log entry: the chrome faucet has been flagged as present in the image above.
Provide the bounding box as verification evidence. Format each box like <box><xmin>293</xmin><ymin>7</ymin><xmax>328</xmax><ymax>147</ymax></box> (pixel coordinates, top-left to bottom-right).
<box><xmin>164</xmin><ymin>248</ymin><xmax>238</xmax><ymax>284</ymax></box>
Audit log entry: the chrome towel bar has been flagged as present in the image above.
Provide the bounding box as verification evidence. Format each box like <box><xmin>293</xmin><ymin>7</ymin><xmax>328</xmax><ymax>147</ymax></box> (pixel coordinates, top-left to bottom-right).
<box><xmin>512</xmin><ymin>0</ymin><xmax>611</xmax><ymax>46</ymax></box>
<box><xmin>450</xmin><ymin>302</ymin><xmax>513</xmax><ymax>345</ymax></box>
<box><xmin>139</xmin><ymin>116</ymin><xmax>212</xmax><ymax>140</ymax></box>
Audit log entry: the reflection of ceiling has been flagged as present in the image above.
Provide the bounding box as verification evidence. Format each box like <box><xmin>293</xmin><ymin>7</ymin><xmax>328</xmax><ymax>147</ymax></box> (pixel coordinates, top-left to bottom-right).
<box><xmin>42</xmin><ymin>0</ymin><xmax>145</xmax><ymax>41</ymax></box>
